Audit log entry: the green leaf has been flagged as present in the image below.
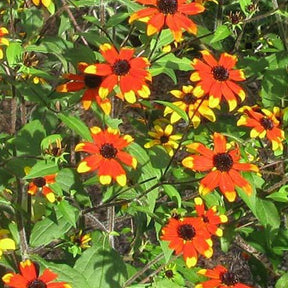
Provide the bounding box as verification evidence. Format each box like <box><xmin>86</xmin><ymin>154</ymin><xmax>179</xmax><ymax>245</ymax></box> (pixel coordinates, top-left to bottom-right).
<box><xmin>6</xmin><ymin>42</ymin><xmax>23</xmax><ymax>67</ymax></box>
<box><xmin>210</xmin><ymin>25</ymin><xmax>232</xmax><ymax>43</ymax></box>
<box><xmin>154</xmin><ymin>100</ymin><xmax>189</xmax><ymax>123</ymax></box>
<box><xmin>163</xmin><ymin>185</ymin><xmax>181</xmax><ymax>208</ymax></box>
<box><xmin>266</xmin><ymin>185</ymin><xmax>288</xmax><ymax>202</ymax></box>
<box><xmin>276</xmin><ymin>272</ymin><xmax>288</xmax><ymax>288</ymax></box>
<box><xmin>154</xmin><ymin>53</ymin><xmax>192</xmax><ymax>71</ymax></box>
<box><xmin>74</xmin><ymin>246</ymin><xmax>128</xmax><ymax>288</ymax></box>
<box><xmin>57</xmin><ymin>200</ymin><xmax>79</xmax><ymax>227</ymax></box>
<box><xmin>58</xmin><ymin>113</ymin><xmax>92</xmax><ymax>141</ymax></box>
<box><xmin>150</xmin><ymin>66</ymin><xmax>177</xmax><ymax>84</ymax></box>
<box><xmin>106</xmin><ymin>13</ymin><xmax>129</xmax><ymax>27</ymax></box>
<box><xmin>24</xmin><ymin>161</ymin><xmax>59</xmax><ymax>179</ymax></box>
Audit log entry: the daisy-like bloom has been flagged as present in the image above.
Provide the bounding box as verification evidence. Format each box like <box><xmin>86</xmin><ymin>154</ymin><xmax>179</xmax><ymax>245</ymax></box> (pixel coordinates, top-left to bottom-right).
<box><xmin>194</xmin><ymin>197</ymin><xmax>228</xmax><ymax>237</ymax></box>
<box><xmin>28</xmin><ymin>174</ymin><xmax>57</xmax><ymax>203</ymax></box>
<box><xmin>182</xmin><ymin>132</ymin><xmax>259</xmax><ymax>202</ymax></box>
<box><xmin>161</xmin><ymin>217</ymin><xmax>213</xmax><ymax>268</ymax></box>
<box><xmin>84</xmin><ymin>44</ymin><xmax>151</xmax><ymax>103</ymax></box>
<box><xmin>32</xmin><ymin>0</ymin><xmax>51</xmax><ymax>7</ymax></box>
<box><xmin>71</xmin><ymin>230</ymin><xmax>91</xmax><ymax>249</ymax></box>
<box><xmin>129</xmin><ymin>0</ymin><xmax>205</xmax><ymax>42</ymax></box>
<box><xmin>0</xmin><ymin>27</ymin><xmax>9</xmax><ymax>59</ymax></box>
<box><xmin>75</xmin><ymin>126</ymin><xmax>137</xmax><ymax>186</ymax></box>
<box><xmin>144</xmin><ymin>123</ymin><xmax>181</xmax><ymax>156</ymax></box>
<box><xmin>56</xmin><ymin>62</ymin><xmax>111</xmax><ymax>114</ymax></box>
<box><xmin>164</xmin><ymin>85</ymin><xmax>216</xmax><ymax>128</ymax></box>
<box><xmin>195</xmin><ymin>265</ymin><xmax>252</xmax><ymax>288</ymax></box>
<box><xmin>190</xmin><ymin>50</ymin><xmax>246</xmax><ymax>111</ymax></box>
<box><xmin>0</xmin><ymin>229</ymin><xmax>16</xmax><ymax>259</ymax></box>
<box><xmin>237</xmin><ymin>106</ymin><xmax>285</xmax><ymax>151</ymax></box>
<box><xmin>2</xmin><ymin>259</ymin><xmax>71</xmax><ymax>288</ymax></box>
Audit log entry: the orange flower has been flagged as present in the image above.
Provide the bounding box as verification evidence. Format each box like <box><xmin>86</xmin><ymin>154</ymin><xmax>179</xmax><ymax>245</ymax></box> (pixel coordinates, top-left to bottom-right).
<box><xmin>182</xmin><ymin>133</ymin><xmax>259</xmax><ymax>202</ymax></box>
<box><xmin>237</xmin><ymin>106</ymin><xmax>285</xmax><ymax>151</ymax></box>
<box><xmin>2</xmin><ymin>259</ymin><xmax>71</xmax><ymax>288</ymax></box>
<box><xmin>190</xmin><ymin>51</ymin><xmax>246</xmax><ymax>111</ymax></box>
<box><xmin>194</xmin><ymin>197</ymin><xmax>228</xmax><ymax>237</ymax></box>
<box><xmin>32</xmin><ymin>0</ymin><xmax>51</xmax><ymax>7</ymax></box>
<box><xmin>196</xmin><ymin>265</ymin><xmax>252</xmax><ymax>288</ymax></box>
<box><xmin>56</xmin><ymin>62</ymin><xmax>111</xmax><ymax>114</ymax></box>
<box><xmin>129</xmin><ymin>0</ymin><xmax>205</xmax><ymax>42</ymax></box>
<box><xmin>161</xmin><ymin>217</ymin><xmax>213</xmax><ymax>268</ymax></box>
<box><xmin>28</xmin><ymin>174</ymin><xmax>57</xmax><ymax>203</ymax></box>
<box><xmin>84</xmin><ymin>44</ymin><xmax>151</xmax><ymax>103</ymax></box>
<box><xmin>75</xmin><ymin>126</ymin><xmax>137</xmax><ymax>186</ymax></box>
<box><xmin>0</xmin><ymin>27</ymin><xmax>9</xmax><ymax>59</ymax></box>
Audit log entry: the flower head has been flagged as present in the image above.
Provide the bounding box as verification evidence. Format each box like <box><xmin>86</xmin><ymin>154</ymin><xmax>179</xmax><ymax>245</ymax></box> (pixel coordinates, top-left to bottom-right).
<box><xmin>194</xmin><ymin>197</ymin><xmax>228</xmax><ymax>237</ymax></box>
<box><xmin>70</xmin><ymin>230</ymin><xmax>91</xmax><ymax>249</ymax></box>
<box><xmin>32</xmin><ymin>0</ymin><xmax>51</xmax><ymax>7</ymax></box>
<box><xmin>129</xmin><ymin>0</ymin><xmax>205</xmax><ymax>42</ymax></box>
<box><xmin>56</xmin><ymin>62</ymin><xmax>111</xmax><ymax>113</ymax></box>
<box><xmin>237</xmin><ymin>106</ymin><xmax>285</xmax><ymax>151</ymax></box>
<box><xmin>75</xmin><ymin>126</ymin><xmax>137</xmax><ymax>186</ymax></box>
<box><xmin>182</xmin><ymin>132</ymin><xmax>259</xmax><ymax>202</ymax></box>
<box><xmin>84</xmin><ymin>44</ymin><xmax>151</xmax><ymax>103</ymax></box>
<box><xmin>2</xmin><ymin>259</ymin><xmax>71</xmax><ymax>288</ymax></box>
<box><xmin>28</xmin><ymin>174</ymin><xmax>57</xmax><ymax>203</ymax></box>
<box><xmin>161</xmin><ymin>217</ymin><xmax>213</xmax><ymax>268</ymax></box>
<box><xmin>0</xmin><ymin>27</ymin><xmax>9</xmax><ymax>60</ymax></box>
<box><xmin>0</xmin><ymin>229</ymin><xmax>15</xmax><ymax>259</ymax></box>
<box><xmin>164</xmin><ymin>85</ymin><xmax>216</xmax><ymax>127</ymax></box>
<box><xmin>190</xmin><ymin>50</ymin><xmax>246</xmax><ymax>111</ymax></box>
<box><xmin>196</xmin><ymin>265</ymin><xmax>252</xmax><ymax>288</ymax></box>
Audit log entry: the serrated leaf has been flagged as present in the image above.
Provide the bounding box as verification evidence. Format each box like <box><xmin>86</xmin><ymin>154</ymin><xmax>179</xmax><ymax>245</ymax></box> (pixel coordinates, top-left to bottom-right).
<box><xmin>6</xmin><ymin>42</ymin><xmax>23</xmax><ymax>67</ymax></box>
<box><xmin>210</xmin><ymin>25</ymin><xmax>232</xmax><ymax>43</ymax></box>
<box><xmin>57</xmin><ymin>200</ymin><xmax>79</xmax><ymax>227</ymax></box>
<box><xmin>24</xmin><ymin>161</ymin><xmax>59</xmax><ymax>179</ymax></box>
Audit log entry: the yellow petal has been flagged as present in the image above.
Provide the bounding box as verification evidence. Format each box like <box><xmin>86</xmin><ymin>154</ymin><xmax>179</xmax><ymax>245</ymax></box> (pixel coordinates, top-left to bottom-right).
<box><xmin>99</xmin><ymin>175</ymin><xmax>112</xmax><ymax>185</ymax></box>
<box><xmin>186</xmin><ymin>257</ymin><xmax>197</xmax><ymax>268</ymax></box>
<box><xmin>116</xmin><ymin>174</ymin><xmax>126</xmax><ymax>186</ymax></box>
<box><xmin>77</xmin><ymin>161</ymin><xmax>91</xmax><ymax>173</ymax></box>
<box><xmin>0</xmin><ymin>239</ymin><xmax>16</xmax><ymax>251</ymax></box>
<box><xmin>46</xmin><ymin>192</ymin><xmax>55</xmax><ymax>203</ymax></box>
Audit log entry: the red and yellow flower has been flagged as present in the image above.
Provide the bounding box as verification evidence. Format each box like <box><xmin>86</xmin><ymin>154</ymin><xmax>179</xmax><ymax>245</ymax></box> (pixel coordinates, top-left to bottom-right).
<box><xmin>129</xmin><ymin>0</ymin><xmax>205</xmax><ymax>42</ymax></box>
<box><xmin>32</xmin><ymin>0</ymin><xmax>51</xmax><ymax>7</ymax></box>
<box><xmin>196</xmin><ymin>265</ymin><xmax>252</xmax><ymax>288</ymax></box>
<box><xmin>161</xmin><ymin>217</ymin><xmax>213</xmax><ymax>268</ymax></box>
<box><xmin>56</xmin><ymin>62</ymin><xmax>111</xmax><ymax>113</ymax></box>
<box><xmin>164</xmin><ymin>85</ymin><xmax>216</xmax><ymax>127</ymax></box>
<box><xmin>76</xmin><ymin>126</ymin><xmax>137</xmax><ymax>186</ymax></box>
<box><xmin>71</xmin><ymin>230</ymin><xmax>91</xmax><ymax>249</ymax></box>
<box><xmin>190</xmin><ymin>51</ymin><xmax>246</xmax><ymax>111</ymax></box>
<box><xmin>2</xmin><ymin>259</ymin><xmax>71</xmax><ymax>288</ymax></box>
<box><xmin>194</xmin><ymin>197</ymin><xmax>227</xmax><ymax>237</ymax></box>
<box><xmin>28</xmin><ymin>174</ymin><xmax>57</xmax><ymax>203</ymax></box>
<box><xmin>0</xmin><ymin>27</ymin><xmax>9</xmax><ymax>59</ymax></box>
<box><xmin>237</xmin><ymin>106</ymin><xmax>285</xmax><ymax>151</ymax></box>
<box><xmin>182</xmin><ymin>133</ymin><xmax>259</xmax><ymax>202</ymax></box>
<box><xmin>0</xmin><ymin>229</ymin><xmax>15</xmax><ymax>259</ymax></box>
<box><xmin>84</xmin><ymin>44</ymin><xmax>151</xmax><ymax>103</ymax></box>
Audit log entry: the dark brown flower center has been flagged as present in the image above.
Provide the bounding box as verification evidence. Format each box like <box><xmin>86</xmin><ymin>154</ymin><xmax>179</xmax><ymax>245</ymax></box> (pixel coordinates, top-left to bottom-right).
<box><xmin>84</xmin><ymin>74</ymin><xmax>103</xmax><ymax>89</ymax></box>
<box><xmin>260</xmin><ymin>117</ymin><xmax>274</xmax><ymax>130</ymax></box>
<box><xmin>183</xmin><ymin>93</ymin><xmax>197</xmax><ymax>105</ymax></box>
<box><xmin>112</xmin><ymin>60</ymin><xmax>131</xmax><ymax>76</ymax></box>
<box><xmin>202</xmin><ymin>215</ymin><xmax>209</xmax><ymax>223</ymax></box>
<box><xmin>213</xmin><ymin>153</ymin><xmax>233</xmax><ymax>172</ymax></box>
<box><xmin>157</xmin><ymin>0</ymin><xmax>178</xmax><ymax>14</ymax></box>
<box><xmin>211</xmin><ymin>65</ymin><xmax>229</xmax><ymax>81</ymax></box>
<box><xmin>160</xmin><ymin>135</ymin><xmax>169</xmax><ymax>144</ymax></box>
<box><xmin>165</xmin><ymin>269</ymin><xmax>174</xmax><ymax>278</ymax></box>
<box><xmin>100</xmin><ymin>143</ymin><xmax>118</xmax><ymax>159</ymax></box>
<box><xmin>177</xmin><ymin>224</ymin><xmax>196</xmax><ymax>241</ymax></box>
<box><xmin>220</xmin><ymin>271</ymin><xmax>238</xmax><ymax>285</ymax></box>
<box><xmin>33</xmin><ymin>177</ymin><xmax>46</xmax><ymax>187</ymax></box>
<box><xmin>28</xmin><ymin>279</ymin><xmax>47</xmax><ymax>288</ymax></box>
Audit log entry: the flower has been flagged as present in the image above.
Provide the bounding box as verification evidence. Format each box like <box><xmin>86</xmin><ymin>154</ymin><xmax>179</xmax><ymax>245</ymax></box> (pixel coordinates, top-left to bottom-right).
<box><xmin>195</xmin><ymin>265</ymin><xmax>252</xmax><ymax>288</ymax></box>
<box><xmin>56</xmin><ymin>62</ymin><xmax>111</xmax><ymax>114</ymax></box>
<box><xmin>0</xmin><ymin>230</ymin><xmax>15</xmax><ymax>258</ymax></box>
<box><xmin>237</xmin><ymin>106</ymin><xmax>285</xmax><ymax>151</ymax></box>
<box><xmin>32</xmin><ymin>0</ymin><xmax>51</xmax><ymax>7</ymax></box>
<box><xmin>0</xmin><ymin>27</ymin><xmax>9</xmax><ymax>59</ymax></box>
<box><xmin>70</xmin><ymin>230</ymin><xmax>91</xmax><ymax>249</ymax></box>
<box><xmin>190</xmin><ymin>50</ymin><xmax>246</xmax><ymax>111</ymax></box>
<box><xmin>194</xmin><ymin>197</ymin><xmax>228</xmax><ymax>237</ymax></box>
<box><xmin>182</xmin><ymin>132</ymin><xmax>259</xmax><ymax>202</ymax></box>
<box><xmin>28</xmin><ymin>174</ymin><xmax>57</xmax><ymax>203</ymax></box>
<box><xmin>2</xmin><ymin>259</ymin><xmax>71</xmax><ymax>288</ymax></box>
<box><xmin>84</xmin><ymin>44</ymin><xmax>151</xmax><ymax>103</ymax></box>
<box><xmin>129</xmin><ymin>0</ymin><xmax>205</xmax><ymax>42</ymax></box>
<box><xmin>163</xmin><ymin>85</ymin><xmax>216</xmax><ymax>127</ymax></box>
<box><xmin>75</xmin><ymin>126</ymin><xmax>137</xmax><ymax>186</ymax></box>
<box><xmin>161</xmin><ymin>217</ymin><xmax>213</xmax><ymax>268</ymax></box>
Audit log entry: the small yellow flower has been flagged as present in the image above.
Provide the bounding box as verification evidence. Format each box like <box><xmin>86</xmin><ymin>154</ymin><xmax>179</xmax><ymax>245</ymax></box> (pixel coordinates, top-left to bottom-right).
<box><xmin>0</xmin><ymin>229</ymin><xmax>16</xmax><ymax>258</ymax></box>
<box><xmin>71</xmin><ymin>230</ymin><xmax>91</xmax><ymax>249</ymax></box>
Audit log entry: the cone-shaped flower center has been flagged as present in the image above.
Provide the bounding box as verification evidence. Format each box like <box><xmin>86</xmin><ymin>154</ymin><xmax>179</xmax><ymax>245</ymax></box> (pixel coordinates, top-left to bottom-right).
<box><xmin>28</xmin><ymin>279</ymin><xmax>47</xmax><ymax>288</ymax></box>
<box><xmin>211</xmin><ymin>65</ymin><xmax>229</xmax><ymax>81</ymax></box>
<box><xmin>183</xmin><ymin>93</ymin><xmax>197</xmax><ymax>105</ymax></box>
<box><xmin>260</xmin><ymin>117</ymin><xmax>274</xmax><ymax>130</ymax></box>
<box><xmin>177</xmin><ymin>224</ymin><xmax>196</xmax><ymax>240</ymax></box>
<box><xmin>157</xmin><ymin>0</ymin><xmax>178</xmax><ymax>14</ymax></box>
<box><xmin>202</xmin><ymin>215</ymin><xmax>209</xmax><ymax>223</ymax></box>
<box><xmin>213</xmin><ymin>153</ymin><xmax>233</xmax><ymax>172</ymax></box>
<box><xmin>165</xmin><ymin>269</ymin><xmax>174</xmax><ymax>278</ymax></box>
<box><xmin>100</xmin><ymin>143</ymin><xmax>118</xmax><ymax>159</ymax></box>
<box><xmin>220</xmin><ymin>271</ymin><xmax>238</xmax><ymax>285</ymax></box>
<box><xmin>84</xmin><ymin>74</ymin><xmax>102</xmax><ymax>88</ymax></box>
<box><xmin>33</xmin><ymin>177</ymin><xmax>46</xmax><ymax>187</ymax></box>
<box><xmin>160</xmin><ymin>135</ymin><xmax>169</xmax><ymax>144</ymax></box>
<box><xmin>113</xmin><ymin>60</ymin><xmax>131</xmax><ymax>76</ymax></box>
